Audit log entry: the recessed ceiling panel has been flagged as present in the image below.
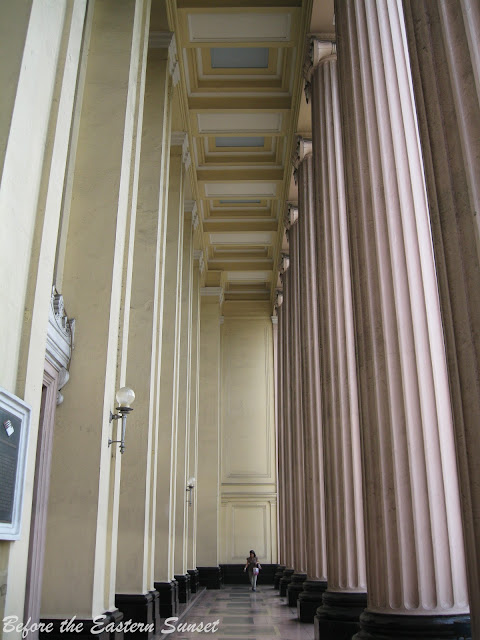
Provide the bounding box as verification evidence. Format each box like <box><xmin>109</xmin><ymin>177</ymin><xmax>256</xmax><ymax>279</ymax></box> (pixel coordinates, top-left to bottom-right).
<box><xmin>215</xmin><ymin>137</ymin><xmax>265</xmax><ymax>148</ymax></box>
<box><xmin>210</xmin><ymin>232</ymin><xmax>274</xmax><ymax>245</ymax></box>
<box><xmin>205</xmin><ymin>183</ymin><xmax>277</xmax><ymax>198</ymax></box>
<box><xmin>219</xmin><ymin>200</ymin><xmax>262</xmax><ymax>205</ymax></box>
<box><xmin>198</xmin><ymin>113</ymin><xmax>282</xmax><ymax>134</ymax></box>
<box><xmin>210</xmin><ymin>47</ymin><xmax>269</xmax><ymax>69</ymax></box>
<box><xmin>227</xmin><ymin>271</ymin><xmax>271</xmax><ymax>282</ymax></box>
<box><xmin>187</xmin><ymin>13</ymin><xmax>291</xmax><ymax>43</ymax></box>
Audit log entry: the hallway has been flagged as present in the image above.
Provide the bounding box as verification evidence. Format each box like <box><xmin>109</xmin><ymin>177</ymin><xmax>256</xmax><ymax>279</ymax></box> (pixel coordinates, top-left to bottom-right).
<box><xmin>160</xmin><ymin>585</ymin><xmax>314</xmax><ymax>640</ymax></box>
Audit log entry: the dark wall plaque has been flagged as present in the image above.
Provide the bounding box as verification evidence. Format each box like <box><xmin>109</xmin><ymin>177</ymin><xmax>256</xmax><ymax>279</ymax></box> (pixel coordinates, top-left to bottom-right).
<box><xmin>0</xmin><ymin>388</ymin><xmax>31</xmax><ymax>539</ymax></box>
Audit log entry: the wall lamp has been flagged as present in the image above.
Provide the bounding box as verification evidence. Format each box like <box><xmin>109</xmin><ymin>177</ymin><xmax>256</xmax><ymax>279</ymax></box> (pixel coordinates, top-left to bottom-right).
<box><xmin>108</xmin><ymin>386</ymin><xmax>135</xmax><ymax>454</ymax></box>
<box><xmin>186</xmin><ymin>477</ymin><xmax>196</xmax><ymax>506</ymax></box>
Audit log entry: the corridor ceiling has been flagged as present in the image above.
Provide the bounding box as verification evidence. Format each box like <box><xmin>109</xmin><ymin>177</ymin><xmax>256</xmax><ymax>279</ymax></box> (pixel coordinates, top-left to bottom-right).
<box><xmin>165</xmin><ymin>0</ymin><xmax>335</xmax><ymax>304</ymax></box>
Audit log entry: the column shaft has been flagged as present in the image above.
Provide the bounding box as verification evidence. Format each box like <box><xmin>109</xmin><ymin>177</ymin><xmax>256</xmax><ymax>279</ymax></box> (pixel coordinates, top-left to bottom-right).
<box><xmin>335</xmin><ymin>0</ymin><xmax>470</xmax><ymax>636</ymax></box>
<box><xmin>402</xmin><ymin>1</ymin><xmax>480</xmax><ymax>633</ymax></box>
<box><xmin>295</xmin><ymin>154</ymin><xmax>328</xmax><ymax>622</ymax></box>
<box><xmin>309</xmin><ymin>55</ymin><xmax>367</xmax><ymax>638</ymax></box>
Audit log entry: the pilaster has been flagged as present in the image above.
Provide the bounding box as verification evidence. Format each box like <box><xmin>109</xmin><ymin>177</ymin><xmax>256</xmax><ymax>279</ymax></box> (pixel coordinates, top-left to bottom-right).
<box><xmin>115</xmin><ymin>33</ymin><xmax>172</xmax><ymax>616</ymax></box>
<box><xmin>40</xmin><ymin>0</ymin><xmax>149</xmax><ymax>624</ymax></box>
<box><xmin>196</xmin><ymin>288</ymin><xmax>223</xmax><ymax>579</ymax></box>
<box><xmin>155</xmin><ymin>145</ymin><xmax>186</xmax><ymax>585</ymax></box>
<box><xmin>174</xmin><ymin>206</ymin><xmax>194</xmax><ymax>584</ymax></box>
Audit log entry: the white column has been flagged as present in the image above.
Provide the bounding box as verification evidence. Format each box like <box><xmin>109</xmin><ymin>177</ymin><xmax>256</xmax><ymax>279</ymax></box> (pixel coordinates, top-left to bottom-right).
<box><xmin>306</xmin><ymin>45</ymin><xmax>368</xmax><ymax>636</ymax></box>
<box><xmin>336</xmin><ymin>1</ymin><xmax>470</xmax><ymax>636</ymax></box>
<box><xmin>402</xmin><ymin>1</ymin><xmax>480</xmax><ymax>634</ymax></box>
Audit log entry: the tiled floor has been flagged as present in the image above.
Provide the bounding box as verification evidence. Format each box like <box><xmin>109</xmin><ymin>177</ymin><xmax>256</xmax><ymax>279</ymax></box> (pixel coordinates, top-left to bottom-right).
<box><xmin>157</xmin><ymin>584</ymin><xmax>315</xmax><ymax>639</ymax></box>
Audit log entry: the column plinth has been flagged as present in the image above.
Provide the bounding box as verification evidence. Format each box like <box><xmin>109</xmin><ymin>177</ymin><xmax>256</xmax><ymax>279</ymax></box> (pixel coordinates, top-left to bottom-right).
<box><xmin>279</xmin><ymin>568</ymin><xmax>295</xmax><ymax>597</ymax></box>
<box><xmin>298</xmin><ymin>580</ymin><xmax>328</xmax><ymax>623</ymax></box>
<box><xmin>274</xmin><ymin>565</ymin><xmax>286</xmax><ymax>590</ymax></box>
<box><xmin>287</xmin><ymin>572</ymin><xmax>307</xmax><ymax>607</ymax></box>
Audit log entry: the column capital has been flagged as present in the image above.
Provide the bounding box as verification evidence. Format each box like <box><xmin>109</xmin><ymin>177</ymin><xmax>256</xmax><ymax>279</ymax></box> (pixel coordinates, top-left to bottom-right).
<box><xmin>194</xmin><ymin>250</ymin><xmax>205</xmax><ymax>274</ymax></box>
<box><xmin>201</xmin><ymin>286</ymin><xmax>224</xmax><ymax>306</ymax></box>
<box><xmin>185</xmin><ymin>200</ymin><xmax>199</xmax><ymax>229</ymax></box>
<box><xmin>303</xmin><ymin>37</ymin><xmax>336</xmax><ymax>101</ymax></box>
<box><xmin>280</xmin><ymin>253</ymin><xmax>290</xmax><ymax>273</ymax></box>
<box><xmin>271</xmin><ymin>315</ymin><xmax>278</xmax><ymax>325</ymax></box>
<box><xmin>293</xmin><ymin>136</ymin><xmax>313</xmax><ymax>169</ymax></box>
<box><xmin>149</xmin><ymin>32</ymin><xmax>180</xmax><ymax>85</ymax></box>
<box><xmin>275</xmin><ymin>289</ymin><xmax>284</xmax><ymax>308</ymax></box>
<box><xmin>284</xmin><ymin>202</ymin><xmax>299</xmax><ymax>229</ymax></box>
<box><xmin>171</xmin><ymin>132</ymin><xmax>191</xmax><ymax>169</ymax></box>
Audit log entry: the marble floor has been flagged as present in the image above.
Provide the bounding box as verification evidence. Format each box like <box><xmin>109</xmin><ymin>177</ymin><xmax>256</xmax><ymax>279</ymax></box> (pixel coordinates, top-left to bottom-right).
<box><xmin>157</xmin><ymin>584</ymin><xmax>315</xmax><ymax>640</ymax></box>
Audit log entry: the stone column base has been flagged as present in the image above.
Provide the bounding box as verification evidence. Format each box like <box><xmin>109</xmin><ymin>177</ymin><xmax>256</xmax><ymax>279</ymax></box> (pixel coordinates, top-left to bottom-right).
<box><xmin>352</xmin><ymin>610</ymin><xmax>471</xmax><ymax>640</ymax></box>
<box><xmin>149</xmin><ymin>590</ymin><xmax>160</xmax><ymax>635</ymax></box>
<box><xmin>315</xmin><ymin>590</ymin><xmax>367</xmax><ymax>640</ymax></box>
<box><xmin>279</xmin><ymin>568</ymin><xmax>295</xmax><ymax>597</ymax></box>
<box><xmin>197</xmin><ymin>566</ymin><xmax>222</xmax><ymax>589</ymax></box>
<box><xmin>154</xmin><ymin>580</ymin><xmax>178</xmax><ymax>618</ymax></box>
<box><xmin>187</xmin><ymin>568</ymin><xmax>200</xmax><ymax>593</ymax></box>
<box><xmin>274</xmin><ymin>565</ymin><xmax>286</xmax><ymax>590</ymax></box>
<box><xmin>287</xmin><ymin>573</ymin><xmax>307</xmax><ymax>606</ymax></box>
<box><xmin>114</xmin><ymin>593</ymin><xmax>154</xmax><ymax>640</ymax></box>
<box><xmin>297</xmin><ymin>579</ymin><xmax>327</xmax><ymax>623</ymax></box>
<box><xmin>40</xmin><ymin>610</ymin><xmax>124</xmax><ymax>640</ymax></box>
<box><xmin>174</xmin><ymin>573</ymin><xmax>191</xmax><ymax>603</ymax></box>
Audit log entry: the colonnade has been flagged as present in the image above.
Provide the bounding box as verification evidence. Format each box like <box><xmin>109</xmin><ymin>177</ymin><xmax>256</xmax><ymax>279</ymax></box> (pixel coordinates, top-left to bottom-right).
<box><xmin>275</xmin><ymin>2</ymin><xmax>480</xmax><ymax>639</ymax></box>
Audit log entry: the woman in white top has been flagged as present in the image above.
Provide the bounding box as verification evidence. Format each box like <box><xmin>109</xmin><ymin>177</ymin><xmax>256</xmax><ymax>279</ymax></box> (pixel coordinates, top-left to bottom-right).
<box><xmin>244</xmin><ymin>549</ymin><xmax>262</xmax><ymax>591</ymax></box>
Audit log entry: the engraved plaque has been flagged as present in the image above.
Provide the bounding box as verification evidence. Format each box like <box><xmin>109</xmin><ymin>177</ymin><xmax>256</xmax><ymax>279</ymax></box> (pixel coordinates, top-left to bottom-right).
<box><xmin>0</xmin><ymin>388</ymin><xmax>31</xmax><ymax>539</ymax></box>
<box><xmin>0</xmin><ymin>410</ymin><xmax>21</xmax><ymax>523</ymax></box>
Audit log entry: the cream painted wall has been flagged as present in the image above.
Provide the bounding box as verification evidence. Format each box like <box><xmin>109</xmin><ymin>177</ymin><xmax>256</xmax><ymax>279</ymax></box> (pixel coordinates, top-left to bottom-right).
<box><xmin>219</xmin><ymin>303</ymin><xmax>277</xmax><ymax>564</ymax></box>
<box><xmin>0</xmin><ymin>0</ymin><xmax>89</xmax><ymax>630</ymax></box>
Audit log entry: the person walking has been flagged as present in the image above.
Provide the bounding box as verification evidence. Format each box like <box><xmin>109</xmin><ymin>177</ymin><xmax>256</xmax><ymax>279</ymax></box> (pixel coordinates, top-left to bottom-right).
<box><xmin>244</xmin><ymin>550</ymin><xmax>261</xmax><ymax>591</ymax></box>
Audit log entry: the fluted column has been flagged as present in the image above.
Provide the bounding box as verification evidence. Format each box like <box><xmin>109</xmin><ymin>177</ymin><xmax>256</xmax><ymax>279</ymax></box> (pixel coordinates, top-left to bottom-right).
<box><xmin>402</xmin><ymin>2</ymin><xmax>480</xmax><ymax>634</ymax></box>
<box><xmin>335</xmin><ymin>1</ymin><xmax>470</xmax><ymax>638</ymax></box>
<box><xmin>278</xmin><ymin>258</ymin><xmax>296</xmax><ymax>597</ymax></box>
<box><xmin>294</xmin><ymin>147</ymin><xmax>328</xmax><ymax>623</ymax></box>
<box><xmin>306</xmin><ymin>47</ymin><xmax>369</xmax><ymax>639</ymax></box>
<box><xmin>285</xmin><ymin>206</ymin><xmax>308</xmax><ymax>607</ymax></box>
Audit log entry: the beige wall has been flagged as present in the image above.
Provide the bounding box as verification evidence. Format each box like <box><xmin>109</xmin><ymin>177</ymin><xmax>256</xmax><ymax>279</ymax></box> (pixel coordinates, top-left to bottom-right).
<box><xmin>219</xmin><ymin>302</ymin><xmax>277</xmax><ymax>564</ymax></box>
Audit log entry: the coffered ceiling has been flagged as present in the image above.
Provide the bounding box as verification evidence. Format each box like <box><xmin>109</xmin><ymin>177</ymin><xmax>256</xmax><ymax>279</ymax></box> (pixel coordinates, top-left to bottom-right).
<box><xmin>165</xmin><ymin>0</ymin><xmax>334</xmax><ymax>304</ymax></box>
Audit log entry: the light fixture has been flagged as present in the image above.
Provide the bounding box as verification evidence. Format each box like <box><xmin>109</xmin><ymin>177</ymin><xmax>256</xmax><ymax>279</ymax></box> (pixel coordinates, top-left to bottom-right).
<box><xmin>108</xmin><ymin>386</ymin><xmax>135</xmax><ymax>454</ymax></box>
<box><xmin>186</xmin><ymin>477</ymin><xmax>196</xmax><ymax>506</ymax></box>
